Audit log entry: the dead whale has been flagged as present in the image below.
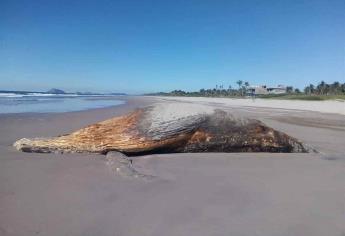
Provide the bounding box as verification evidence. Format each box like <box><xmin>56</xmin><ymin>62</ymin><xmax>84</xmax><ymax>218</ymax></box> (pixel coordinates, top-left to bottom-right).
<box><xmin>13</xmin><ymin>103</ymin><xmax>310</xmax><ymax>155</ymax></box>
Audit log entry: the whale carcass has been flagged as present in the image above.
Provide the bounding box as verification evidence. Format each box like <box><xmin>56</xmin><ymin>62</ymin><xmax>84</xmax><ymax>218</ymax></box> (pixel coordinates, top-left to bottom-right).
<box><xmin>13</xmin><ymin>103</ymin><xmax>310</xmax><ymax>155</ymax></box>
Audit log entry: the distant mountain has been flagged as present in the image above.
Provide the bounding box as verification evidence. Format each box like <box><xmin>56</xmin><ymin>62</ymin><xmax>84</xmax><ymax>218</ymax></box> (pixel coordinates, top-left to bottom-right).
<box><xmin>47</xmin><ymin>88</ymin><xmax>65</xmax><ymax>94</ymax></box>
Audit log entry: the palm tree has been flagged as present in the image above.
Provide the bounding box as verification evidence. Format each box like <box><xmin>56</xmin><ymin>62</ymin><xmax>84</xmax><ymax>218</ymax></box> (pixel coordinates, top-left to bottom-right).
<box><xmin>317</xmin><ymin>81</ymin><xmax>326</xmax><ymax>95</ymax></box>
<box><xmin>304</xmin><ymin>85</ymin><xmax>311</xmax><ymax>95</ymax></box>
<box><xmin>226</xmin><ymin>85</ymin><xmax>232</xmax><ymax>96</ymax></box>
<box><xmin>286</xmin><ymin>86</ymin><xmax>294</xmax><ymax>94</ymax></box>
<box><xmin>309</xmin><ymin>84</ymin><xmax>315</xmax><ymax>95</ymax></box>
<box><xmin>236</xmin><ymin>80</ymin><xmax>243</xmax><ymax>96</ymax></box>
<box><xmin>244</xmin><ymin>82</ymin><xmax>250</xmax><ymax>96</ymax></box>
<box><xmin>236</xmin><ymin>80</ymin><xmax>243</xmax><ymax>89</ymax></box>
<box><xmin>331</xmin><ymin>81</ymin><xmax>340</xmax><ymax>94</ymax></box>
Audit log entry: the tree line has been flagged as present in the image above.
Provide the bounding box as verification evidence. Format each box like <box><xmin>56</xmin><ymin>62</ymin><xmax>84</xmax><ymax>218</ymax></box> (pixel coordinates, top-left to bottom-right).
<box><xmin>303</xmin><ymin>81</ymin><xmax>345</xmax><ymax>95</ymax></box>
<box><xmin>147</xmin><ymin>80</ymin><xmax>345</xmax><ymax>97</ymax></box>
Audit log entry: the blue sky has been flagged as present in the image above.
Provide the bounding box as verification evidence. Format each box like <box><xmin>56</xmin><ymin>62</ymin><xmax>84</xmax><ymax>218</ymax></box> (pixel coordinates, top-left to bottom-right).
<box><xmin>1</xmin><ymin>0</ymin><xmax>344</xmax><ymax>94</ymax></box>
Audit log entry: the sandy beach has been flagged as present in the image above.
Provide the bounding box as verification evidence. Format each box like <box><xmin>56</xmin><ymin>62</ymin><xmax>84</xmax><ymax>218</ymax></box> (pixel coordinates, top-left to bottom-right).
<box><xmin>1</xmin><ymin>96</ymin><xmax>345</xmax><ymax>236</ymax></box>
<box><xmin>154</xmin><ymin>96</ymin><xmax>345</xmax><ymax>115</ymax></box>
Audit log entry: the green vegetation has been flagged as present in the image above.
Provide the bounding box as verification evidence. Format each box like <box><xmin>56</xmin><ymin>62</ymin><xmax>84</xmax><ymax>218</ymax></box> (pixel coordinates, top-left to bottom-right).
<box><xmin>147</xmin><ymin>81</ymin><xmax>345</xmax><ymax>101</ymax></box>
<box><xmin>259</xmin><ymin>94</ymin><xmax>345</xmax><ymax>101</ymax></box>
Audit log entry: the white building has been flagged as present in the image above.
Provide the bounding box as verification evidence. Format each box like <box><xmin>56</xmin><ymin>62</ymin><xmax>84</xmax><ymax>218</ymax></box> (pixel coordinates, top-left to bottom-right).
<box><xmin>267</xmin><ymin>85</ymin><xmax>287</xmax><ymax>94</ymax></box>
<box><xmin>246</xmin><ymin>85</ymin><xmax>287</xmax><ymax>96</ymax></box>
<box><xmin>246</xmin><ymin>85</ymin><xmax>268</xmax><ymax>96</ymax></box>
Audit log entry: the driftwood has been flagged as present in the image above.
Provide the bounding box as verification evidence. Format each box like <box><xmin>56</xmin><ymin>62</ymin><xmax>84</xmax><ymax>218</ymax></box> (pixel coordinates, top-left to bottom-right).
<box><xmin>14</xmin><ymin>103</ymin><xmax>310</xmax><ymax>155</ymax></box>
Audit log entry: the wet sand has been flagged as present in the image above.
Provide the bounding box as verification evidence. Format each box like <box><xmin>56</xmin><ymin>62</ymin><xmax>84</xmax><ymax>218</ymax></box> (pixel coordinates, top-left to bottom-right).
<box><xmin>1</xmin><ymin>96</ymin><xmax>345</xmax><ymax>236</ymax></box>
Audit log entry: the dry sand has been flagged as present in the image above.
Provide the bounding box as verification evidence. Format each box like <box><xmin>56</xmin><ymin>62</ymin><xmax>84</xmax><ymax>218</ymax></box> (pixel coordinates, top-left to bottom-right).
<box><xmin>1</xmin><ymin>96</ymin><xmax>345</xmax><ymax>236</ymax></box>
<box><xmin>154</xmin><ymin>96</ymin><xmax>345</xmax><ymax>115</ymax></box>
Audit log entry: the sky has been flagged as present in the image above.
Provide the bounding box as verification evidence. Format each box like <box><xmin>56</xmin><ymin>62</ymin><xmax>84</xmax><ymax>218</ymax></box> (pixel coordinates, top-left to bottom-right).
<box><xmin>1</xmin><ymin>0</ymin><xmax>344</xmax><ymax>94</ymax></box>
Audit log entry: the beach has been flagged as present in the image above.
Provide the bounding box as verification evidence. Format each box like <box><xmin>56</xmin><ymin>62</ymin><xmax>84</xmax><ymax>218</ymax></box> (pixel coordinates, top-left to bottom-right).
<box><xmin>1</xmin><ymin>96</ymin><xmax>345</xmax><ymax>236</ymax></box>
<box><xmin>154</xmin><ymin>96</ymin><xmax>345</xmax><ymax>115</ymax></box>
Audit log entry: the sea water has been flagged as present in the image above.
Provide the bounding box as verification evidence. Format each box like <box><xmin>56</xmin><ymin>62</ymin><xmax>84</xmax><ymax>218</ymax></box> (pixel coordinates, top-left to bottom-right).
<box><xmin>0</xmin><ymin>93</ymin><xmax>125</xmax><ymax>113</ymax></box>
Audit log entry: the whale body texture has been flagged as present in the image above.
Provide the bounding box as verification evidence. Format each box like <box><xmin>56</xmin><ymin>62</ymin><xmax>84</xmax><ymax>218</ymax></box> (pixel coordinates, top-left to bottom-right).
<box><xmin>14</xmin><ymin>103</ymin><xmax>310</xmax><ymax>155</ymax></box>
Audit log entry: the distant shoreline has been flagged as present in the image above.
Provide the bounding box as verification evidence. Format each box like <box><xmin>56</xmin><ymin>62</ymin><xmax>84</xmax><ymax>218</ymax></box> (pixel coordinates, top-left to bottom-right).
<box><xmin>0</xmin><ymin>89</ymin><xmax>127</xmax><ymax>97</ymax></box>
<box><xmin>0</xmin><ymin>95</ymin><xmax>126</xmax><ymax>114</ymax></box>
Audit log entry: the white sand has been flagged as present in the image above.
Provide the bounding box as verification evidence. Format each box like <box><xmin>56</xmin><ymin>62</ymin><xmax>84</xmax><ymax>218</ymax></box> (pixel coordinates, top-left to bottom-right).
<box><xmin>153</xmin><ymin>96</ymin><xmax>345</xmax><ymax>115</ymax></box>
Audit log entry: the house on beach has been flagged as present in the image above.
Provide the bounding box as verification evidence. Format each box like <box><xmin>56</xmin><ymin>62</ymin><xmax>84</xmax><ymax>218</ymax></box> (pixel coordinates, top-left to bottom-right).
<box><xmin>246</xmin><ymin>85</ymin><xmax>287</xmax><ymax>96</ymax></box>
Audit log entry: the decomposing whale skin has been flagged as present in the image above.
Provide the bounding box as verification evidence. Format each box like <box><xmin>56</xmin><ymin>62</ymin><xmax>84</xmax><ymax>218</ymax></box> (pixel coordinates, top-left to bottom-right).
<box><xmin>13</xmin><ymin>103</ymin><xmax>310</xmax><ymax>155</ymax></box>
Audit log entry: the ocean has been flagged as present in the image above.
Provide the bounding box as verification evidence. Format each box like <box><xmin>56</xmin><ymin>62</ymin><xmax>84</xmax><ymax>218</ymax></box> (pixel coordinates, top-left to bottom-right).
<box><xmin>0</xmin><ymin>93</ymin><xmax>125</xmax><ymax>114</ymax></box>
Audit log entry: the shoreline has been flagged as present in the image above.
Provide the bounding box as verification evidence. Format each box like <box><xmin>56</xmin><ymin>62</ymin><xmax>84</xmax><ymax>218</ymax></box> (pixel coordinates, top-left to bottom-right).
<box><xmin>0</xmin><ymin>95</ymin><xmax>130</xmax><ymax>115</ymax></box>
